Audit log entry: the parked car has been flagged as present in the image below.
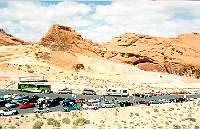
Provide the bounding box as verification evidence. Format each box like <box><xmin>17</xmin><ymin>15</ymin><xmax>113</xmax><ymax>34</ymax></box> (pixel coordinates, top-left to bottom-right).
<box><xmin>57</xmin><ymin>88</ymin><xmax>72</xmax><ymax>94</ymax></box>
<box><xmin>150</xmin><ymin>99</ymin><xmax>161</xmax><ymax>104</ymax></box>
<box><xmin>101</xmin><ymin>101</ymin><xmax>115</xmax><ymax>108</ymax></box>
<box><xmin>82</xmin><ymin>89</ymin><xmax>96</xmax><ymax>95</ymax></box>
<box><xmin>176</xmin><ymin>98</ymin><xmax>188</xmax><ymax>103</ymax></box>
<box><xmin>27</xmin><ymin>95</ymin><xmax>39</xmax><ymax>103</ymax></box>
<box><xmin>14</xmin><ymin>94</ymin><xmax>29</xmax><ymax>101</ymax></box>
<box><xmin>0</xmin><ymin>99</ymin><xmax>6</xmax><ymax>107</ymax></box>
<box><xmin>19</xmin><ymin>102</ymin><xmax>34</xmax><ymax>109</ymax></box>
<box><xmin>82</xmin><ymin>102</ymin><xmax>99</xmax><ymax>110</ymax></box>
<box><xmin>136</xmin><ymin>100</ymin><xmax>150</xmax><ymax>106</ymax></box>
<box><xmin>159</xmin><ymin>99</ymin><xmax>170</xmax><ymax>104</ymax></box>
<box><xmin>63</xmin><ymin>100</ymin><xmax>80</xmax><ymax>112</ymax></box>
<box><xmin>5</xmin><ymin>102</ymin><xmax>18</xmax><ymax>108</ymax></box>
<box><xmin>47</xmin><ymin>97</ymin><xmax>64</xmax><ymax>107</ymax></box>
<box><xmin>75</xmin><ymin>98</ymin><xmax>87</xmax><ymax>104</ymax></box>
<box><xmin>119</xmin><ymin>101</ymin><xmax>133</xmax><ymax>107</ymax></box>
<box><xmin>33</xmin><ymin>106</ymin><xmax>50</xmax><ymax>113</ymax></box>
<box><xmin>0</xmin><ymin>109</ymin><xmax>19</xmax><ymax>116</ymax></box>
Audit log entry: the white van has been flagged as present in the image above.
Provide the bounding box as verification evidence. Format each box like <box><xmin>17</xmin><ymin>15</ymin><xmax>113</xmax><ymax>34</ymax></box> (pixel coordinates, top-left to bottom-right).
<box><xmin>105</xmin><ymin>88</ymin><xmax>129</xmax><ymax>97</ymax></box>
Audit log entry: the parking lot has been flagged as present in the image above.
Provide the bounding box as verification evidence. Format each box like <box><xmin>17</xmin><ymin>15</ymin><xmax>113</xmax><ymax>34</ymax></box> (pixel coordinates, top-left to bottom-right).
<box><xmin>0</xmin><ymin>89</ymin><xmax>200</xmax><ymax>115</ymax></box>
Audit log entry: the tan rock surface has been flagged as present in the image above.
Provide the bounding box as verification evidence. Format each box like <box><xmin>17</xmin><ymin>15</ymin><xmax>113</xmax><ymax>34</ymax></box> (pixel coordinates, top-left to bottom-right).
<box><xmin>99</xmin><ymin>32</ymin><xmax>200</xmax><ymax>78</ymax></box>
<box><xmin>0</xmin><ymin>29</ymin><xmax>25</xmax><ymax>46</ymax></box>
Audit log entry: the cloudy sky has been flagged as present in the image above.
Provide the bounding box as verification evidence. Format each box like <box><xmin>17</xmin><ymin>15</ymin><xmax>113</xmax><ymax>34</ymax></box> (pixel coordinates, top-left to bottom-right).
<box><xmin>0</xmin><ymin>0</ymin><xmax>200</xmax><ymax>42</ymax></box>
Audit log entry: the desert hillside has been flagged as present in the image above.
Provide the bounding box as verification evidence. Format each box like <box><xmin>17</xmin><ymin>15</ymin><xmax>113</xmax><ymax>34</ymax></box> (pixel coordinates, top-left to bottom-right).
<box><xmin>0</xmin><ymin>24</ymin><xmax>200</xmax><ymax>93</ymax></box>
<box><xmin>98</xmin><ymin>33</ymin><xmax>200</xmax><ymax>78</ymax></box>
<box><xmin>0</xmin><ymin>28</ymin><xmax>25</xmax><ymax>46</ymax></box>
<box><xmin>0</xmin><ymin>100</ymin><xmax>200</xmax><ymax>129</ymax></box>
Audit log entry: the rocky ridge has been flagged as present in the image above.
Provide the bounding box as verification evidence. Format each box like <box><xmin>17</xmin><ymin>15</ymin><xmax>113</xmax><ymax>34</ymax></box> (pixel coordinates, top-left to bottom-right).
<box><xmin>98</xmin><ymin>32</ymin><xmax>200</xmax><ymax>78</ymax></box>
<box><xmin>0</xmin><ymin>28</ymin><xmax>25</xmax><ymax>46</ymax></box>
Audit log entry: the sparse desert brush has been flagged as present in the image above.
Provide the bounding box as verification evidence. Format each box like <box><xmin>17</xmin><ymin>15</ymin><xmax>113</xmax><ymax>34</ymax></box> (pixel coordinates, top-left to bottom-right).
<box><xmin>135</xmin><ymin>113</ymin><xmax>139</xmax><ymax>116</ymax></box>
<box><xmin>73</xmin><ymin>117</ymin><xmax>90</xmax><ymax>126</ymax></box>
<box><xmin>62</xmin><ymin>117</ymin><xmax>71</xmax><ymax>124</ymax></box>
<box><xmin>169</xmin><ymin>107</ymin><xmax>174</xmax><ymax>111</ymax></box>
<box><xmin>146</xmin><ymin>111</ymin><xmax>150</xmax><ymax>114</ymax></box>
<box><xmin>32</xmin><ymin>121</ymin><xmax>44</xmax><ymax>129</ymax></box>
<box><xmin>153</xmin><ymin>109</ymin><xmax>159</xmax><ymax>113</ymax></box>
<box><xmin>195</xmin><ymin>125</ymin><xmax>200</xmax><ymax>129</ymax></box>
<box><xmin>9</xmin><ymin>125</ymin><xmax>16</xmax><ymax>129</ymax></box>
<box><xmin>47</xmin><ymin>118</ymin><xmax>61</xmax><ymax>127</ymax></box>
<box><xmin>173</xmin><ymin>124</ymin><xmax>181</xmax><ymax>129</ymax></box>
<box><xmin>15</xmin><ymin>122</ymin><xmax>20</xmax><ymax>126</ymax></box>
<box><xmin>129</xmin><ymin>112</ymin><xmax>134</xmax><ymax>117</ymax></box>
<box><xmin>0</xmin><ymin>125</ymin><xmax>2</xmax><ymax>129</ymax></box>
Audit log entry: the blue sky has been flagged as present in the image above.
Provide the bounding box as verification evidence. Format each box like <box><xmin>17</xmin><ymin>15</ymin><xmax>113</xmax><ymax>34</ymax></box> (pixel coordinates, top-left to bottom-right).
<box><xmin>0</xmin><ymin>0</ymin><xmax>200</xmax><ymax>42</ymax></box>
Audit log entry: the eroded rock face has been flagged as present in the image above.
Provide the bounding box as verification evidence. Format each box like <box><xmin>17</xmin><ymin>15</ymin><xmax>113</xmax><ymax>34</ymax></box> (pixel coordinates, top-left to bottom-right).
<box><xmin>0</xmin><ymin>28</ymin><xmax>24</xmax><ymax>46</ymax></box>
<box><xmin>99</xmin><ymin>33</ymin><xmax>200</xmax><ymax>78</ymax></box>
<box><xmin>39</xmin><ymin>24</ymin><xmax>96</xmax><ymax>55</ymax></box>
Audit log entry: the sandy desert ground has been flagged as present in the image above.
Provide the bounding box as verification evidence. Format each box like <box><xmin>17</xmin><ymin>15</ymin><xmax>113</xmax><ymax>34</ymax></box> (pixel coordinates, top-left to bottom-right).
<box><xmin>0</xmin><ymin>100</ymin><xmax>199</xmax><ymax>129</ymax></box>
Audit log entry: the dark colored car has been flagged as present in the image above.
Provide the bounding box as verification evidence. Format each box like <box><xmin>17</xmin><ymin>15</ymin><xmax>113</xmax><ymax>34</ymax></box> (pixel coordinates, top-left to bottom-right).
<box><xmin>176</xmin><ymin>98</ymin><xmax>188</xmax><ymax>103</ymax></box>
<box><xmin>27</xmin><ymin>95</ymin><xmax>39</xmax><ymax>103</ymax></box>
<box><xmin>46</xmin><ymin>97</ymin><xmax>64</xmax><ymax>107</ymax></box>
<box><xmin>119</xmin><ymin>101</ymin><xmax>133</xmax><ymax>107</ymax></box>
<box><xmin>136</xmin><ymin>100</ymin><xmax>150</xmax><ymax>106</ymax></box>
<box><xmin>82</xmin><ymin>89</ymin><xmax>96</xmax><ymax>95</ymax></box>
<box><xmin>0</xmin><ymin>100</ymin><xmax>6</xmax><ymax>107</ymax></box>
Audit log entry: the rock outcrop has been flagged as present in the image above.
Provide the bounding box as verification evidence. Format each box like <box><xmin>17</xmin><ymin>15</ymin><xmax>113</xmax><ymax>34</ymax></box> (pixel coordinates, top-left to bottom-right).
<box><xmin>0</xmin><ymin>28</ymin><xmax>24</xmax><ymax>46</ymax></box>
<box><xmin>99</xmin><ymin>32</ymin><xmax>200</xmax><ymax>78</ymax></box>
<box><xmin>39</xmin><ymin>24</ymin><xmax>96</xmax><ymax>55</ymax></box>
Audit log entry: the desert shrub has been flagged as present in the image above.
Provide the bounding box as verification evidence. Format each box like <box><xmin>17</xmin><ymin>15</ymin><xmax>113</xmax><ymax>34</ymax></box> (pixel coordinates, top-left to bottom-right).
<box><xmin>32</xmin><ymin>121</ymin><xmax>44</xmax><ymax>129</ymax></box>
<box><xmin>186</xmin><ymin>118</ymin><xmax>196</xmax><ymax>122</ymax></box>
<box><xmin>154</xmin><ymin>109</ymin><xmax>159</xmax><ymax>113</ymax></box>
<box><xmin>173</xmin><ymin>124</ymin><xmax>181</xmax><ymax>129</ymax></box>
<box><xmin>9</xmin><ymin>125</ymin><xmax>16</xmax><ymax>129</ymax></box>
<box><xmin>146</xmin><ymin>111</ymin><xmax>150</xmax><ymax>114</ymax></box>
<box><xmin>73</xmin><ymin>117</ymin><xmax>90</xmax><ymax>126</ymax></box>
<box><xmin>47</xmin><ymin>118</ymin><xmax>61</xmax><ymax>127</ymax></box>
<box><xmin>0</xmin><ymin>125</ymin><xmax>2</xmax><ymax>129</ymax></box>
<box><xmin>169</xmin><ymin>107</ymin><xmax>174</xmax><ymax>111</ymax></box>
<box><xmin>15</xmin><ymin>122</ymin><xmax>20</xmax><ymax>126</ymax></box>
<box><xmin>195</xmin><ymin>125</ymin><xmax>200</xmax><ymax>129</ymax></box>
<box><xmin>129</xmin><ymin>112</ymin><xmax>134</xmax><ymax>117</ymax></box>
<box><xmin>62</xmin><ymin>117</ymin><xmax>71</xmax><ymax>124</ymax></box>
<box><xmin>135</xmin><ymin>113</ymin><xmax>139</xmax><ymax>116</ymax></box>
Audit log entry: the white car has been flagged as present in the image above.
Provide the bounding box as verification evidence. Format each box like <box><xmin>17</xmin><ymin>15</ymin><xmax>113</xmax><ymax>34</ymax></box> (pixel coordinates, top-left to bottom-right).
<box><xmin>101</xmin><ymin>101</ymin><xmax>115</xmax><ymax>108</ymax></box>
<box><xmin>0</xmin><ymin>109</ymin><xmax>19</xmax><ymax>116</ymax></box>
<box><xmin>33</xmin><ymin>106</ymin><xmax>50</xmax><ymax>113</ymax></box>
<box><xmin>82</xmin><ymin>102</ymin><xmax>99</xmax><ymax>110</ymax></box>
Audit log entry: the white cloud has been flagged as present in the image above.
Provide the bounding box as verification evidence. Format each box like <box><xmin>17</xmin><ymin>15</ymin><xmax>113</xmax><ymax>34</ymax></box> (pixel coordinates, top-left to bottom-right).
<box><xmin>0</xmin><ymin>0</ymin><xmax>200</xmax><ymax>43</ymax></box>
<box><xmin>0</xmin><ymin>0</ymin><xmax>91</xmax><ymax>41</ymax></box>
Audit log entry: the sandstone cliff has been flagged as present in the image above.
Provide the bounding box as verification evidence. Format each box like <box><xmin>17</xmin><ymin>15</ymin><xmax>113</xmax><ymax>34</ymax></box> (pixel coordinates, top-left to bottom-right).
<box><xmin>99</xmin><ymin>32</ymin><xmax>200</xmax><ymax>78</ymax></box>
<box><xmin>39</xmin><ymin>24</ymin><xmax>97</xmax><ymax>56</ymax></box>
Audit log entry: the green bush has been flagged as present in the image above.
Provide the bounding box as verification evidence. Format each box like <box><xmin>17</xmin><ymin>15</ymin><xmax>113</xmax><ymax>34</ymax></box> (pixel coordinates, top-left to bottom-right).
<box><xmin>154</xmin><ymin>109</ymin><xmax>159</xmax><ymax>113</ymax></box>
<box><xmin>47</xmin><ymin>118</ymin><xmax>61</xmax><ymax>127</ymax></box>
<box><xmin>62</xmin><ymin>117</ymin><xmax>71</xmax><ymax>124</ymax></box>
<box><xmin>73</xmin><ymin>117</ymin><xmax>90</xmax><ymax>126</ymax></box>
<box><xmin>32</xmin><ymin>121</ymin><xmax>44</xmax><ymax>129</ymax></box>
<box><xmin>9</xmin><ymin>125</ymin><xmax>16</xmax><ymax>129</ymax></box>
<box><xmin>195</xmin><ymin>126</ymin><xmax>200</xmax><ymax>129</ymax></box>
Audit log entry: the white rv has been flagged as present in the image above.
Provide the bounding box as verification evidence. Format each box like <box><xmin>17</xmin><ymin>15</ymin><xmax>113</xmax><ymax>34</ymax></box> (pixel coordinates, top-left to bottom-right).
<box><xmin>105</xmin><ymin>88</ymin><xmax>129</xmax><ymax>97</ymax></box>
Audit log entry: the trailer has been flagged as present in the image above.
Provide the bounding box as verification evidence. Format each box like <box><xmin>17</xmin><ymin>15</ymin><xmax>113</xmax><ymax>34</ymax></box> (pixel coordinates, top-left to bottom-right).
<box><xmin>105</xmin><ymin>87</ymin><xmax>129</xmax><ymax>97</ymax></box>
